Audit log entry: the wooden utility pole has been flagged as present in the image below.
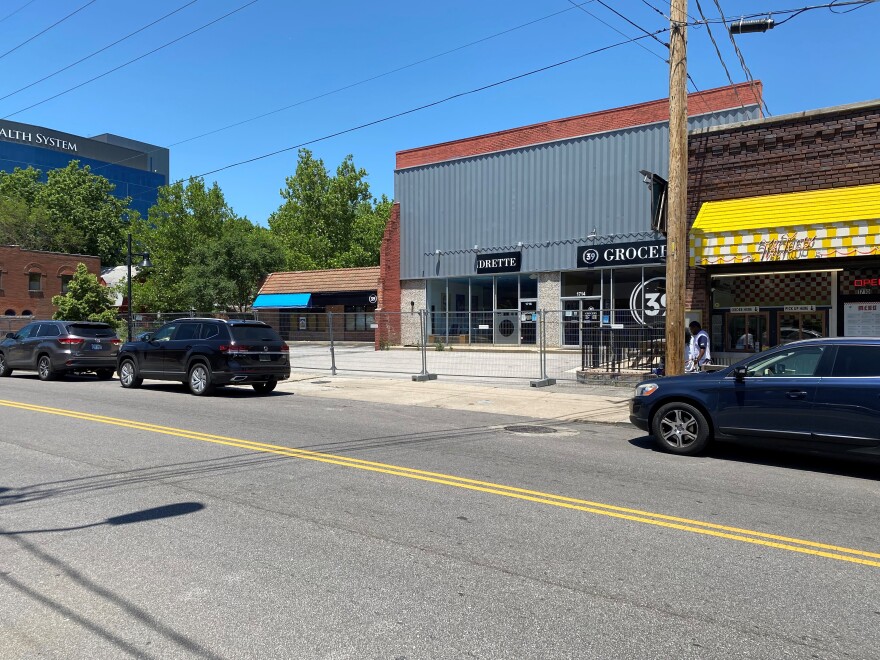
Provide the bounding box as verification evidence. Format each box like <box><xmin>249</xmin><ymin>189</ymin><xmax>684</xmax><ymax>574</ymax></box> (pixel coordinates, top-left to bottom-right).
<box><xmin>666</xmin><ymin>0</ymin><xmax>688</xmax><ymax>375</ymax></box>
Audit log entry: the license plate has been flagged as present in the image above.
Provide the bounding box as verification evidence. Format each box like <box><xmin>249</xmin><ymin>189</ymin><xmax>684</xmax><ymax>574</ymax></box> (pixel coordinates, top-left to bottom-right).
<box><xmin>91</xmin><ymin>343</ymin><xmax>102</xmax><ymax>350</ymax></box>
<box><xmin>259</xmin><ymin>354</ymin><xmax>270</xmax><ymax>361</ymax></box>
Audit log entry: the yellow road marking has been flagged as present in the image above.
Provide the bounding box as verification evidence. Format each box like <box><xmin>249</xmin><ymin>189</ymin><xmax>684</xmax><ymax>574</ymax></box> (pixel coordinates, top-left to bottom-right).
<box><xmin>2</xmin><ymin>398</ymin><xmax>878</xmax><ymax>568</ymax></box>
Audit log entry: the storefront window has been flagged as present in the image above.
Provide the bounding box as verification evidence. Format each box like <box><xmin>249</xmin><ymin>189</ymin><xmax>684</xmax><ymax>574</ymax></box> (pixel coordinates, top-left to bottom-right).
<box><xmin>520</xmin><ymin>274</ymin><xmax>538</xmax><ymax>299</ymax></box>
<box><xmin>496</xmin><ymin>275</ymin><xmax>518</xmax><ymax>309</ymax></box>
<box><xmin>561</xmin><ymin>271</ymin><xmax>600</xmax><ymax>298</ymax></box>
<box><xmin>725</xmin><ymin>313</ymin><xmax>768</xmax><ymax>352</ymax></box>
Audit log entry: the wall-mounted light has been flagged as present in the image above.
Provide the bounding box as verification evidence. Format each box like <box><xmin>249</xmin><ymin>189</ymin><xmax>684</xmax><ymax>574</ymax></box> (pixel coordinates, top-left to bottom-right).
<box><xmin>516</xmin><ymin>241</ymin><xmax>523</xmax><ymax>247</ymax></box>
<box><xmin>588</xmin><ymin>228</ymin><xmax>598</xmax><ymax>240</ymax></box>
<box><xmin>435</xmin><ymin>249</ymin><xmax>441</xmax><ymax>255</ymax></box>
<box><xmin>410</xmin><ymin>300</ymin><xmax>415</xmax><ymax>313</ymax></box>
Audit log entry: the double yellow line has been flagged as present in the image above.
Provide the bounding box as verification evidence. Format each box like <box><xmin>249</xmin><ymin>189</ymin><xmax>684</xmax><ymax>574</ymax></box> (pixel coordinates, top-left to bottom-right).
<box><xmin>2</xmin><ymin>398</ymin><xmax>878</xmax><ymax>568</ymax></box>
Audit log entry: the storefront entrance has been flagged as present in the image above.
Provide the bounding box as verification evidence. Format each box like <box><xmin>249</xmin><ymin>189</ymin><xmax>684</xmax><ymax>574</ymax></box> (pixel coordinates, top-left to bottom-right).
<box><xmin>562</xmin><ymin>298</ymin><xmax>601</xmax><ymax>347</ymax></box>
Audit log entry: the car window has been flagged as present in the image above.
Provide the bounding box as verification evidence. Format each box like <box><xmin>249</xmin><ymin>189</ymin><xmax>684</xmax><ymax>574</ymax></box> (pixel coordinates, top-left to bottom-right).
<box><xmin>745</xmin><ymin>346</ymin><xmax>825</xmax><ymax>377</ymax></box>
<box><xmin>832</xmin><ymin>345</ymin><xmax>880</xmax><ymax>377</ymax></box>
<box><xmin>230</xmin><ymin>325</ymin><xmax>282</xmax><ymax>342</ymax></box>
<box><xmin>67</xmin><ymin>324</ymin><xmax>116</xmax><ymax>338</ymax></box>
<box><xmin>152</xmin><ymin>324</ymin><xmax>178</xmax><ymax>342</ymax></box>
<box><xmin>173</xmin><ymin>323</ymin><xmax>201</xmax><ymax>341</ymax></box>
<box><xmin>200</xmin><ymin>324</ymin><xmax>225</xmax><ymax>340</ymax></box>
<box><xmin>15</xmin><ymin>324</ymin><xmax>37</xmax><ymax>339</ymax></box>
<box><xmin>37</xmin><ymin>323</ymin><xmax>61</xmax><ymax>337</ymax></box>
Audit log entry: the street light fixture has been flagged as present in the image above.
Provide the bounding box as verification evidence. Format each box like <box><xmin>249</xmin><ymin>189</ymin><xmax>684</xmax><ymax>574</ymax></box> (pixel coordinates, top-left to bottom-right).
<box><xmin>126</xmin><ymin>233</ymin><xmax>152</xmax><ymax>342</ymax></box>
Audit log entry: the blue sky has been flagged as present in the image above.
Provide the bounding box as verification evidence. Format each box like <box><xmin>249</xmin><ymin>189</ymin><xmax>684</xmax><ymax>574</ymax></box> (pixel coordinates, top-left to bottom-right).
<box><xmin>0</xmin><ymin>0</ymin><xmax>876</xmax><ymax>224</ymax></box>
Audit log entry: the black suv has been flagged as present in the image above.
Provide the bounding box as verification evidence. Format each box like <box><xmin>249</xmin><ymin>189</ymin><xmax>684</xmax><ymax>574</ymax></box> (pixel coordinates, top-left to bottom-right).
<box><xmin>116</xmin><ymin>318</ymin><xmax>290</xmax><ymax>396</ymax></box>
<box><xmin>0</xmin><ymin>320</ymin><xmax>120</xmax><ymax>380</ymax></box>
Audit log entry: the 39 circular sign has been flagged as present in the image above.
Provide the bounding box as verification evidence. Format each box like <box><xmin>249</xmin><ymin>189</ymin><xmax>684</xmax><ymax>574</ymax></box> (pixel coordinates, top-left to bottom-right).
<box><xmin>629</xmin><ymin>277</ymin><xmax>667</xmax><ymax>326</ymax></box>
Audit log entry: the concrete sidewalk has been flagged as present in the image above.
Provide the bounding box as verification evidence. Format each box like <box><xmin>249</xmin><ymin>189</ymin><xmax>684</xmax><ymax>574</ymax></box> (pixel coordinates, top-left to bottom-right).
<box><xmin>275</xmin><ymin>371</ymin><xmax>634</xmax><ymax>425</ymax></box>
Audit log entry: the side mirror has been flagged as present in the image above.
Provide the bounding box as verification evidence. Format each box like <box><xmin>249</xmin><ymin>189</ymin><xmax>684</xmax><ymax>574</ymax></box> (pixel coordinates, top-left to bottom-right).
<box><xmin>138</xmin><ymin>332</ymin><xmax>152</xmax><ymax>342</ymax></box>
<box><xmin>733</xmin><ymin>366</ymin><xmax>747</xmax><ymax>382</ymax></box>
<box><xmin>5</xmin><ymin>332</ymin><xmax>14</xmax><ymax>339</ymax></box>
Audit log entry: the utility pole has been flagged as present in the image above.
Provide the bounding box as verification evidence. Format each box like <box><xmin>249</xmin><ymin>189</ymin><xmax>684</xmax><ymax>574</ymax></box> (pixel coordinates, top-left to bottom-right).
<box><xmin>665</xmin><ymin>0</ymin><xmax>688</xmax><ymax>375</ymax></box>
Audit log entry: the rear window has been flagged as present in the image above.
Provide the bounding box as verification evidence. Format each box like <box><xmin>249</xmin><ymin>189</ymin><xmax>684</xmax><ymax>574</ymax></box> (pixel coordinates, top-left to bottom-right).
<box><xmin>230</xmin><ymin>325</ymin><xmax>282</xmax><ymax>342</ymax></box>
<box><xmin>832</xmin><ymin>345</ymin><xmax>880</xmax><ymax>378</ymax></box>
<box><xmin>66</xmin><ymin>324</ymin><xmax>116</xmax><ymax>338</ymax></box>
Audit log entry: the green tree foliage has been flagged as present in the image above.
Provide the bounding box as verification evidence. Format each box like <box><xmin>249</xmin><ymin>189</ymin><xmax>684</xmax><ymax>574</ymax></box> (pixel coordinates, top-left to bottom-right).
<box><xmin>0</xmin><ymin>162</ymin><xmax>135</xmax><ymax>265</ymax></box>
<box><xmin>52</xmin><ymin>262</ymin><xmax>121</xmax><ymax>330</ymax></box>
<box><xmin>269</xmin><ymin>149</ymin><xmax>390</xmax><ymax>270</ymax></box>
<box><xmin>131</xmin><ymin>178</ymin><xmax>285</xmax><ymax>312</ymax></box>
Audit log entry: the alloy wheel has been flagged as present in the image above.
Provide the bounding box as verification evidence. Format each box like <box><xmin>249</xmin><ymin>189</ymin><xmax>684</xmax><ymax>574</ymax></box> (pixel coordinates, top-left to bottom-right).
<box><xmin>658</xmin><ymin>408</ymin><xmax>699</xmax><ymax>449</ymax></box>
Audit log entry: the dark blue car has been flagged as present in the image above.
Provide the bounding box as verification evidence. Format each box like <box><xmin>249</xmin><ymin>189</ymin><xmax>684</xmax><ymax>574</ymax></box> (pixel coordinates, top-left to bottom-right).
<box><xmin>630</xmin><ymin>338</ymin><xmax>880</xmax><ymax>460</ymax></box>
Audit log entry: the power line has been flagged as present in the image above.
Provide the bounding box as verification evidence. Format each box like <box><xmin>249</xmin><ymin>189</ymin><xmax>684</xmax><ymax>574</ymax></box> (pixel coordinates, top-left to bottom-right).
<box><xmin>712</xmin><ymin>0</ymin><xmax>771</xmax><ymax>115</ymax></box>
<box><xmin>566</xmin><ymin>0</ymin><xmax>668</xmax><ymax>62</ymax></box>
<box><xmin>85</xmin><ymin>1</ymin><xmax>611</xmax><ymax>175</ymax></box>
<box><xmin>0</xmin><ymin>0</ymin><xmax>97</xmax><ymax>62</ymax></box>
<box><xmin>1</xmin><ymin>0</ymin><xmax>260</xmax><ymax>120</ymax></box>
<box><xmin>169</xmin><ymin>1</ymin><xmax>602</xmax><ymax>150</ymax></box>
<box><xmin>693</xmin><ymin>0</ymin><xmax>747</xmax><ymax>108</ymax></box>
<box><xmin>0</xmin><ymin>0</ymin><xmax>200</xmax><ymax>104</ymax></box>
<box><xmin>567</xmin><ymin>0</ymin><xmax>715</xmax><ymax>114</ymax></box>
<box><xmin>128</xmin><ymin>28</ymin><xmax>670</xmax><ymax>200</ymax></box>
<box><xmin>0</xmin><ymin>0</ymin><xmax>37</xmax><ymax>25</ymax></box>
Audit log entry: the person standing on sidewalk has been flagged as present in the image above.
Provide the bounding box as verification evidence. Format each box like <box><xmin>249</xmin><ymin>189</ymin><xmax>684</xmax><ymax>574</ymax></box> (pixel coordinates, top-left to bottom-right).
<box><xmin>687</xmin><ymin>321</ymin><xmax>712</xmax><ymax>372</ymax></box>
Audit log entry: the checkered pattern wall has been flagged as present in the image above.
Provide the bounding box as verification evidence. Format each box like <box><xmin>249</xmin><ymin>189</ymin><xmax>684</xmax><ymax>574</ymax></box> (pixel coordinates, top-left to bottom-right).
<box><xmin>720</xmin><ymin>272</ymin><xmax>833</xmax><ymax>307</ymax></box>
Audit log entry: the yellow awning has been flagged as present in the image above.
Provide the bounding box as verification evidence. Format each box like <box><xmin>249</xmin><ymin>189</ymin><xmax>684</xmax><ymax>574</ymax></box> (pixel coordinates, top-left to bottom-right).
<box><xmin>690</xmin><ymin>184</ymin><xmax>880</xmax><ymax>266</ymax></box>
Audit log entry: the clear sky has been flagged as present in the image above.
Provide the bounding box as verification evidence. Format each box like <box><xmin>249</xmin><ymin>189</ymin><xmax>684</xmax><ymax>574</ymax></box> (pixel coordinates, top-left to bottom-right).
<box><xmin>0</xmin><ymin>0</ymin><xmax>877</xmax><ymax>225</ymax></box>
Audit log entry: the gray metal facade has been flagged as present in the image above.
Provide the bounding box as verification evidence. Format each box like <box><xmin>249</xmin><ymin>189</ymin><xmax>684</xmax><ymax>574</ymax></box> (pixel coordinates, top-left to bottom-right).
<box><xmin>395</xmin><ymin>107</ymin><xmax>759</xmax><ymax>281</ymax></box>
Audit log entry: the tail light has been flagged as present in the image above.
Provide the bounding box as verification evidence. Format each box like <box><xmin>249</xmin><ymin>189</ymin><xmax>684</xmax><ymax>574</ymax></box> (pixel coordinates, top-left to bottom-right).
<box><xmin>111</xmin><ymin>338</ymin><xmax>121</xmax><ymax>345</ymax></box>
<box><xmin>280</xmin><ymin>344</ymin><xmax>289</xmax><ymax>352</ymax></box>
<box><xmin>58</xmin><ymin>338</ymin><xmax>83</xmax><ymax>346</ymax></box>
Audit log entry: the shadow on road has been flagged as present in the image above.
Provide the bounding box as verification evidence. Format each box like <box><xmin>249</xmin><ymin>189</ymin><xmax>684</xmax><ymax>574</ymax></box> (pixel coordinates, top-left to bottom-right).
<box><xmin>628</xmin><ymin>436</ymin><xmax>880</xmax><ymax>480</ymax></box>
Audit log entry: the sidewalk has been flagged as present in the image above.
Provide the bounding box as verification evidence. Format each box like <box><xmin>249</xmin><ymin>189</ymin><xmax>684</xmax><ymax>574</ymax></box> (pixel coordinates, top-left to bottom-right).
<box><xmin>275</xmin><ymin>371</ymin><xmax>634</xmax><ymax>425</ymax></box>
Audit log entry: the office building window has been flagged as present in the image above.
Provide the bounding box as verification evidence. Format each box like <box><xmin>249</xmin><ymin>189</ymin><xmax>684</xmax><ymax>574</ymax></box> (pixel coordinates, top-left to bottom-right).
<box><xmin>28</xmin><ymin>272</ymin><xmax>42</xmax><ymax>292</ymax></box>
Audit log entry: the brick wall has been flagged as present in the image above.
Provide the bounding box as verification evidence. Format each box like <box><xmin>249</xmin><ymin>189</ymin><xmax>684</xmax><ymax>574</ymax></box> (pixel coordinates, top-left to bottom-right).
<box><xmin>398</xmin><ymin>83</ymin><xmax>762</xmax><ymax>170</ymax></box>
<box><xmin>376</xmin><ymin>203</ymin><xmax>402</xmax><ymax>348</ymax></box>
<box><xmin>0</xmin><ymin>246</ymin><xmax>101</xmax><ymax>319</ymax></box>
<box><xmin>686</xmin><ymin>101</ymin><xmax>880</xmax><ymax>320</ymax></box>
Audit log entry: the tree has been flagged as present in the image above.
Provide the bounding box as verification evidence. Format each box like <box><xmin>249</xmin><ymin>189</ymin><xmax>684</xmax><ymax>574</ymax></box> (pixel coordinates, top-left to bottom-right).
<box><xmin>269</xmin><ymin>149</ymin><xmax>389</xmax><ymax>270</ymax></box>
<box><xmin>52</xmin><ymin>263</ymin><xmax>121</xmax><ymax>330</ymax></box>
<box><xmin>183</xmin><ymin>219</ymin><xmax>286</xmax><ymax>312</ymax></box>
<box><xmin>0</xmin><ymin>162</ymin><xmax>136</xmax><ymax>265</ymax></box>
<box><xmin>130</xmin><ymin>178</ymin><xmax>284</xmax><ymax>312</ymax></box>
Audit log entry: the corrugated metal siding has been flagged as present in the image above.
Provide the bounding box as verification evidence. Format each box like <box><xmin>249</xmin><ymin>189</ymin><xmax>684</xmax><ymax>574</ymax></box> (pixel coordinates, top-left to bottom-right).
<box><xmin>396</xmin><ymin>107</ymin><xmax>759</xmax><ymax>280</ymax></box>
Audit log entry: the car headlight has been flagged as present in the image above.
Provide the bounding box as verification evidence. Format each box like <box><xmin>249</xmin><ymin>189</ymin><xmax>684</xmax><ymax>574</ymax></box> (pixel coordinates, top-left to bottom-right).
<box><xmin>634</xmin><ymin>382</ymin><xmax>659</xmax><ymax>397</ymax></box>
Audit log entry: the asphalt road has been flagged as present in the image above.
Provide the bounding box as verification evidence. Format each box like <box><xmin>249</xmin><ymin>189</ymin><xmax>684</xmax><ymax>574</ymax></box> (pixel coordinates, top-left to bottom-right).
<box><xmin>1</xmin><ymin>373</ymin><xmax>878</xmax><ymax>659</ymax></box>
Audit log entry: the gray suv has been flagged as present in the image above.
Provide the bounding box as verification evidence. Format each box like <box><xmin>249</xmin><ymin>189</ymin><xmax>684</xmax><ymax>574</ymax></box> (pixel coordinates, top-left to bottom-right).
<box><xmin>0</xmin><ymin>320</ymin><xmax>121</xmax><ymax>380</ymax></box>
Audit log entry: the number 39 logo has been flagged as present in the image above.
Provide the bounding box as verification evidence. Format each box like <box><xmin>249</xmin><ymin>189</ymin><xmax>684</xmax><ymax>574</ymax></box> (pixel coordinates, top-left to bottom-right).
<box><xmin>630</xmin><ymin>277</ymin><xmax>667</xmax><ymax>326</ymax></box>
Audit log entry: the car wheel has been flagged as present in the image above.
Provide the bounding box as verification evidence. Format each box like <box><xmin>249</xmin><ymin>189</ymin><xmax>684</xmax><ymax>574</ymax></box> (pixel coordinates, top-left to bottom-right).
<box><xmin>188</xmin><ymin>363</ymin><xmax>213</xmax><ymax>396</ymax></box>
<box><xmin>95</xmin><ymin>369</ymin><xmax>115</xmax><ymax>380</ymax></box>
<box><xmin>651</xmin><ymin>402</ymin><xmax>711</xmax><ymax>456</ymax></box>
<box><xmin>118</xmin><ymin>359</ymin><xmax>143</xmax><ymax>389</ymax></box>
<box><xmin>37</xmin><ymin>355</ymin><xmax>57</xmax><ymax>381</ymax></box>
<box><xmin>0</xmin><ymin>353</ymin><xmax>11</xmax><ymax>377</ymax></box>
<box><xmin>252</xmin><ymin>380</ymin><xmax>277</xmax><ymax>395</ymax></box>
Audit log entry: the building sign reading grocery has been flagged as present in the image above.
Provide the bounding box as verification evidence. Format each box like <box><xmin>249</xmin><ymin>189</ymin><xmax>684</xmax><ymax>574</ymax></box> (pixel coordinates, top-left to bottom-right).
<box><xmin>577</xmin><ymin>240</ymin><xmax>666</xmax><ymax>269</ymax></box>
<box><xmin>475</xmin><ymin>251</ymin><xmax>521</xmax><ymax>274</ymax></box>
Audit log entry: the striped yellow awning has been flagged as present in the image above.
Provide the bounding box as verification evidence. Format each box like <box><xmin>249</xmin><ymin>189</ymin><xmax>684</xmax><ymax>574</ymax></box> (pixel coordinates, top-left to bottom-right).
<box><xmin>690</xmin><ymin>184</ymin><xmax>880</xmax><ymax>266</ymax></box>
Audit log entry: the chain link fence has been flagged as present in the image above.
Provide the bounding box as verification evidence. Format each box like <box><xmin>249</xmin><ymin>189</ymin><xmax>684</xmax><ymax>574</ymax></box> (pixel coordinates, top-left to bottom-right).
<box><xmin>279</xmin><ymin>310</ymin><xmax>659</xmax><ymax>387</ymax></box>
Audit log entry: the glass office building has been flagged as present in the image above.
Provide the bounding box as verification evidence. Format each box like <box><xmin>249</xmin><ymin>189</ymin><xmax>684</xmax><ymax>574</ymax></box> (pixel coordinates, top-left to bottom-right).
<box><xmin>0</xmin><ymin>119</ymin><xmax>168</xmax><ymax>219</ymax></box>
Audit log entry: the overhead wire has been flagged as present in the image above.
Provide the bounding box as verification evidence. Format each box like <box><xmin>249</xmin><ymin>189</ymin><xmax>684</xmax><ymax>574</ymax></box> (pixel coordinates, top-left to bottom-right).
<box><xmin>567</xmin><ymin>0</ymin><xmax>715</xmax><ymax>114</ymax></box>
<box><xmin>0</xmin><ymin>0</ymin><xmax>37</xmax><ymax>25</ymax></box>
<box><xmin>85</xmin><ymin>1</ymin><xmax>617</xmax><ymax>174</ymax></box>
<box><xmin>126</xmin><ymin>28</ymin><xmax>671</xmax><ymax>200</ymax></box>
<box><xmin>0</xmin><ymin>0</ymin><xmax>97</xmax><ymax>62</ymax></box>
<box><xmin>711</xmin><ymin>0</ymin><xmax>772</xmax><ymax>115</ymax></box>
<box><xmin>693</xmin><ymin>0</ymin><xmax>747</xmax><ymax>108</ymax></box>
<box><xmin>0</xmin><ymin>0</ymin><xmax>201</xmax><ymax>104</ymax></box>
<box><xmin>1</xmin><ymin>0</ymin><xmax>260</xmax><ymax>120</ymax></box>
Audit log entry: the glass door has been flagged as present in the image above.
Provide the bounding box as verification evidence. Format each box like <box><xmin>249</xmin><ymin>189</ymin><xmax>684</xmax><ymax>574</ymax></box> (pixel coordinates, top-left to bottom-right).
<box><xmin>562</xmin><ymin>297</ymin><xmax>601</xmax><ymax>347</ymax></box>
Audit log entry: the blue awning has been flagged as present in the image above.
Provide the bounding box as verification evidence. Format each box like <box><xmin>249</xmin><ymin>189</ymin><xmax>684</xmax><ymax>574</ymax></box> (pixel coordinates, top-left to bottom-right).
<box><xmin>252</xmin><ymin>293</ymin><xmax>312</xmax><ymax>309</ymax></box>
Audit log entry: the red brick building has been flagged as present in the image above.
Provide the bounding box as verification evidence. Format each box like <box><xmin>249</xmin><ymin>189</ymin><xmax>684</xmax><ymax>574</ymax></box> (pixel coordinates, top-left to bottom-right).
<box><xmin>686</xmin><ymin>100</ymin><xmax>880</xmax><ymax>357</ymax></box>
<box><xmin>0</xmin><ymin>245</ymin><xmax>101</xmax><ymax>320</ymax></box>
